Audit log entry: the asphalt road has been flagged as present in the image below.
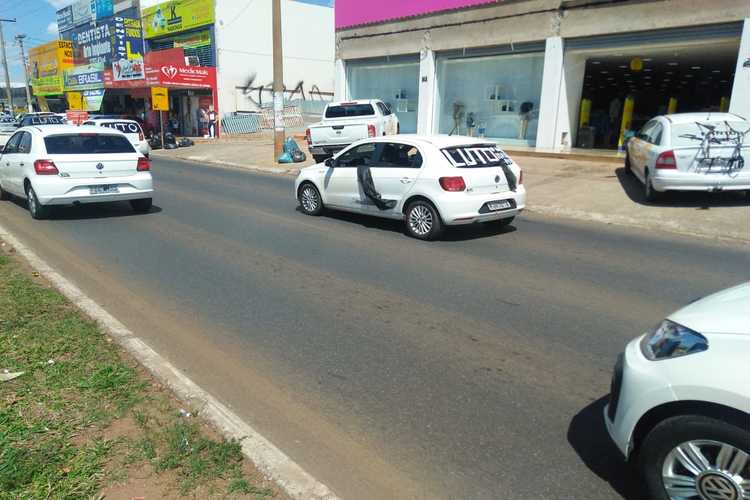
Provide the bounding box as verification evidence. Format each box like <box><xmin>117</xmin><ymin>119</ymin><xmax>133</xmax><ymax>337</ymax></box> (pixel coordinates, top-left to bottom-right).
<box><xmin>1</xmin><ymin>156</ymin><xmax>749</xmax><ymax>499</ymax></box>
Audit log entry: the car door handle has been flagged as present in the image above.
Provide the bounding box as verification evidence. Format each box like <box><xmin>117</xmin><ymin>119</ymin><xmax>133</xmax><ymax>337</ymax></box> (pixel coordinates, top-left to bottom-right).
<box><xmin>400</xmin><ymin>177</ymin><xmax>414</xmax><ymax>184</ymax></box>
<box><xmin>19</xmin><ymin>162</ymin><xmax>24</xmax><ymax>166</ymax></box>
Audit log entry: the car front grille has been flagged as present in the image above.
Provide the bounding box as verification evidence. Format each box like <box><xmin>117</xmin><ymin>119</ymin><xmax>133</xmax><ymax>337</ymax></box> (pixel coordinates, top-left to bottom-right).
<box><xmin>607</xmin><ymin>353</ymin><xmax>624</xmax><ymax>422</ymax></box>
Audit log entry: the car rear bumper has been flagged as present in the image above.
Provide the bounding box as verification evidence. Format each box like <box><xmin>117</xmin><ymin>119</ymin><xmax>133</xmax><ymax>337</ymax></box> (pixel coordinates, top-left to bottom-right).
<box><xmin>439</xmin><ymin>186</ymin><xmax>527</xmax><ymax>225</ymax></box>
<box><xmin>652</xmin><ymin>170</ymin><xmax>750</xmax><ymax>192</ymax></box>
<box><xmin>33</xmin><ymin>173</ymin><xmax>153</xmax><ymax>205</ymax></box>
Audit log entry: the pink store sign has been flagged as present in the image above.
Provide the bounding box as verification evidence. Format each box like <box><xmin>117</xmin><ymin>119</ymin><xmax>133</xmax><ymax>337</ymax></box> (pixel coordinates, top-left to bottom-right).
<box><xmin>336</xmin><ymin>0</ymin><xmax>498</xmax><ymax>29</ymax></box>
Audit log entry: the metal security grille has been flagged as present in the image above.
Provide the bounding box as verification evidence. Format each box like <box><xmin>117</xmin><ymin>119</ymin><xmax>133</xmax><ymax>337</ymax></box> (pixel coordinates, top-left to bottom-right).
<box><xmin>149</xmin><ymin>36</ymin><xmax>215</xmax><ymax>67</ymax></box>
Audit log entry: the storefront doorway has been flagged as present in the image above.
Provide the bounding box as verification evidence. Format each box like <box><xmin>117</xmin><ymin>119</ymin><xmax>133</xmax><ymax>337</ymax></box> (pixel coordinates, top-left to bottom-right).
<box><xmin>571</xmin><ymin>36</ymin><xmax>741</xmax><ymax>150</ymax></box>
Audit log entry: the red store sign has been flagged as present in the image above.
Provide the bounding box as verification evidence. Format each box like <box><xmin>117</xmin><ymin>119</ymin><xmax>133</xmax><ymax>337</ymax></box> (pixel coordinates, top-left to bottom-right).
<box><xmin>145</xmin><ymin>63</ymin><xmax>216</xmax><ymax>88</ymax></box>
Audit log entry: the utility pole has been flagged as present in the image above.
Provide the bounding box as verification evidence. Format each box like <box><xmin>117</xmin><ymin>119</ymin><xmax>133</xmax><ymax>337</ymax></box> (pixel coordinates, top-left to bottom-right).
<box><xmin>0</xmin><ymin>18</ymin><xmax>16</xmax><ymax>113</ymax></box>
<box><xmin>272</xmin><ymin>0</ymin><xmax>284</xmax><ymax>161</ymax></box>
<box><xmin>15</xmin><ymin>34</ymin><xmax>32</xmax><ymax>113</ymax></box>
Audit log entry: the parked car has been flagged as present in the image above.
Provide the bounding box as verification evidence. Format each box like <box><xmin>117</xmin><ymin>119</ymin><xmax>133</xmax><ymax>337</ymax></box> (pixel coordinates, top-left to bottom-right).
<box><xmin>294</xmin><ymin>135</ymin><xmax>525</xmax><ymax>240</ymax></box>
<box><xmin>306</xmin><ymin>99</ymin><xmax>400</xmax><ymax>163</ymax></box>
<box><xmin>625</xmin><ymin>113</ymin><xmax>750</xmax><ymax>201</ymax></box>
<box><xmin>16</xmin><ymin>112</ymin><xmax>65</xmax><ymax>128</ymax></box>
<box><xmin>0</xmin><ymin>125</ymin><xmax>153</xmax><ymax>219</ymax></box>
<box><xmin>605</xmin><ymin>282</ymin><xmax>750</xmax><ymax>500</ymax></box>
<box><xmin>82</xmin><ymin>118</ymin><xmax>151</xmax><ymax>157</ymax></box>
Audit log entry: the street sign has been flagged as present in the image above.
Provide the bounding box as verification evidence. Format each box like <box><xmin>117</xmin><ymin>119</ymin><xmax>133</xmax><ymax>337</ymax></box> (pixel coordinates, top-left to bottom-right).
<box><xmin>66</xmin><ymin>91</ymin><xmax>83</xmax><ymax>110</ymax></box>
<box><xmin>66</xmin><ymin>110</ymin><xmax>89</xmax><ymax>125</ymax></box>
<box><xmin>151</xmin><ymin>86</ymin><xmax>169</xmax><ymax>111</ymax></box>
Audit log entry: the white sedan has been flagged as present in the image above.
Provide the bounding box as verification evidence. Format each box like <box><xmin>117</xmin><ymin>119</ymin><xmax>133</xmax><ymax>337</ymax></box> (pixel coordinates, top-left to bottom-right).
<box><xmin>83</xmin><ymin>118</ymin><xmax>151</xmax><ymax>157</ymax></box>
<box><xmin>294</xmin><ymin>135</ymin><xmax>525</xmax><ymax>240</ymax></box>
<box><xmin>626</xmin><ymin>113</ymin><xmax>750</xmax><ymax>202</ymax></box>
<box><xmin>0</xmin><ymin>125</ymin><xmax>153</xmax><ymax>219</ymax></box>
<box><xmin>605</xmin><ymin>282</ymin><xmax>750</xmax><ymax>500</ymax></box>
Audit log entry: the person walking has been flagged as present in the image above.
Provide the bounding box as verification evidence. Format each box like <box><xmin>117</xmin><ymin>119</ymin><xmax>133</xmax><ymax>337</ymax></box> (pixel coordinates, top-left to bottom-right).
<box><xmin>208</xmin><ymin>106</ymin><xmax>217</xmax><ymax>138</ymax></box>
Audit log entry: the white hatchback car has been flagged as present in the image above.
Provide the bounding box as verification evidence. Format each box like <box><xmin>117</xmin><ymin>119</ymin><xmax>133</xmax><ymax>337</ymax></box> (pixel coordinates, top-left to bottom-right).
<box><xmin>626</xmin><ymin>113</ymin><xmax>750</xmax><ymax>202</ymax></box>
<box><xmin>0</xmin><ymin>125</ymin><xmax>153</xmax><ymax>219</ymax></box>
<box><xmin>83</xmin><ymin>118</ymin><xmax>151</xmax><ymax>157</ymax></box>
<box><xmin>605</xmin><ymin>282</ymin><xmax>750</xmax><ymax>500</ymax></box>
<box><xmin>294</xmin><ymin>135</ymin><xmax>525</xmax><ymax>240</ymax></box>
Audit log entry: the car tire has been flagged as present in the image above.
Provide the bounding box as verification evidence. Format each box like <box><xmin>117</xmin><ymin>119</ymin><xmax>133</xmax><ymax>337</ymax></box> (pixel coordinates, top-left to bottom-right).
<box><xmin>644</xmin><ymin>170</ymin><xmax>660</xmax><ymax>203</ymax></box>
<box><xmin>405</xmin><ymin>199</ymin><xmax>443</xmax><ymax>241</ymax></box>
<box><xmin>26</xmin><ymin>186</ymin><xmax>48</xmax><ymax>220</ymax></box>
<box><xmin>624</xmin><ymin>154</ymin><xmax>633</xmax><ymax>176</ymax></box>
<box><xmin>130</xmin><ymin>198</ymin><xmax>152</xmax><ymax>213</ymax></box>
<box><xmin>312</xmin><ymin>154</ymin><xmax>328</xmax><ymax>164</ymax></box>
<box><xmin>298</xmin><ymin>182</ymin><xmax>323</xmax><ymax>216</ymax></box>
<box><xmin>638</xmin><ymin>414</ymin><xmax>750</xmax><ymax>500</ymax></box>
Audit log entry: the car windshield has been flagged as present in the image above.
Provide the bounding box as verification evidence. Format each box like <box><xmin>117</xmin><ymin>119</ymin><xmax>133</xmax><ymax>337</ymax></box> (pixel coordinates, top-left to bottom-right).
<box><xmin>24</xmin><ymin>115</ymin><xmax>64</xmax><ymax>126</ymax></box>
<box><xmin>325</xmin><ymin>104</ymin><xmax>375</xmax><ymax>118</ymax></box>
<box><xmin>671</xmin><ymin>121</ymin><xmax>750</xmax><ymax>148</ymax></box>
<box><xmin>441</xmin><ymin>144</ymin><xmax>513</xmax><ymax>168</ymax></box>
<box><xmin>44</xmin><ymin>134</ymin><xmax>135</xmax><ymax>154</ymax></box>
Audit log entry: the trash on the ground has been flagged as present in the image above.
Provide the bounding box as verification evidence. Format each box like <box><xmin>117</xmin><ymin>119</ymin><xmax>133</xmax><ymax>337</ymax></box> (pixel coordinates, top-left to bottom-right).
<box><xmin>0</xmin><ymin>371</ymin><xmax>24</xmax><ymax>382</ymax></box>
<box><xmin>178</xmin><ymin>408</ymin><xmax>192</xmax><ymax>418</ymax></box>
<box><xmin>277</xmin><ymin>151</ymin><xmax>294</xmax><ymax>164</ymax></box>
<box><xmin>31</xmin><ymin>271</ymin><xmax>40</xmax><ymax>277</ymax></box>
<box><xmin>47</xmin><ymin>359</ymin><xmax>55</xmax><ymax>365</ymax></box>
<box><xmin>284</xmin><ymin>136</ymin><xmax>307</xmax><ymax>163</ymax></box>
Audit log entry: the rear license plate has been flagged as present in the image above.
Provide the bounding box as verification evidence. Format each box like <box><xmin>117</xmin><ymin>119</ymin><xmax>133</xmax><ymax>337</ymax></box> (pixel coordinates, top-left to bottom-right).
<box><xmin>90</xmin><ymin>185</ymin><xmax>119</xmax><ymax>195</ymax></box>
<box><xmin>487</xmin><ymin>200</ymin><xmax>512</xmax><ymax>211</ymax></box>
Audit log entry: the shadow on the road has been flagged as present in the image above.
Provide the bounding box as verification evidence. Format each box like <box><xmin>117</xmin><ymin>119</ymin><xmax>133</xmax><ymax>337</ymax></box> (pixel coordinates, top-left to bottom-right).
<box><xmin>616</xmin><ymin>167</ymin><xmax>750</xmax><ymax>208</ymax></box>
<box><xmin>298</xmin><ymin>206</ymin><xmax>518</xmax><ymax>241</ymax></box>
<box><xmin>5</xmin><ymin>195</ymin><xmax>162</xmax><ymax>220</ymax></box>
<box><xmin>568</xmin><ymin>396</ymin><xmax>646</xmax><ymax>500</ymax></box>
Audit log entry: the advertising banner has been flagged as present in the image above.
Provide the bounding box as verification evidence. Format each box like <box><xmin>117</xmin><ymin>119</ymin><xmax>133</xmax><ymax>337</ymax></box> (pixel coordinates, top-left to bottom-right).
<box><xmin>69</xmin><ymin>22</ymin><xmax>114</xmax><ymax>65</ymax></box>
<box><xmin>112</xmin><ymin>17</ymin><xmax>144</xmax><ymax>62</ymax></box>
<box><xmin>29</xmin><ymin>41</ymin><xmax>74</xmax><ymax>96</ymax></box>
<box><xmin>64</xmin><ymin>63</ymin><xmax>105</xmax><ymax>91</ymax></box>
<box><xmin>71</xmin><ymin>0</ymin><xmax>93</xmax><ymax>27</ymax></box>
<box><xmin>145</xmin><ymin>62</ymin><xmax>216</xmax><ymax>88</ymax></box>
<box><xmin>56</xmin><ymin>5</ymin><xmax>74</xmax><ymax>32</ymax></box>
<box><xmin>82</xmin><ymin>88</ymin><xmax>105</xmax><ymax>111</ymax></box>
<box><xmin>57</xmin><ymin>0</ymin><xmax>115</xmax><ymax>33</ymax></box>
<box><xmin>335</xmin><ymin>0</ymin><xmax>496</xmax><ymax>29</ymax></box>
<box><xmin>112</xmin><ymin>57</ymin><xmax>145</xmax><ymax>81</ymax></box>
<box><xmin>142</xmin><ymin>0</ymin><xmax>214</xmax><ymax>39</ymax></box>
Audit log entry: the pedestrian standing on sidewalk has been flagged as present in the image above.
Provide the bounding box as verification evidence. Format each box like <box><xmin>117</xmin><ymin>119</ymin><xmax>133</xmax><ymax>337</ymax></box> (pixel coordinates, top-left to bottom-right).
<box><xmin>208</xmin><ymin>107</ymin><xmax>217</xmax><ymax>138</ymax></box>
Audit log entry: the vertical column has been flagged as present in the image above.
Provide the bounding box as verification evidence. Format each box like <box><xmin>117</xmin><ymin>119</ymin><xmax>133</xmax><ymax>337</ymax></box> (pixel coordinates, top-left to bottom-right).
<box><xmin>334</xmin><ymin>58</ymin><xmax>347</xmax><ymax>102</ymax></box>
<box><xmin>536</xmin><ymin>36</ymin><xmax>564</xmax><ymax>150</ymax></box>
<box><xmin>729</xmin><ymin>19</ymin><xmax>750</xmax><ymax>119</ymax></box>
<box><xmin>417</xmin><ymin>47</ymin><xmax>436</xmax><ymax>135</ymax></box>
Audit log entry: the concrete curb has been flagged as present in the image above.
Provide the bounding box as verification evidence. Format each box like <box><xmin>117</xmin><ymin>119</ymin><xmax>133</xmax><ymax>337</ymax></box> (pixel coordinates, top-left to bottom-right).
<box><xmin>0</xmin><ymin>223</ymin><xmax>340</xmax><ymax>500</ymax></box>
<box><xmin>150</xmin><ymin>151</ymin><xmax>302</xmax><ymax>176</ymax></box>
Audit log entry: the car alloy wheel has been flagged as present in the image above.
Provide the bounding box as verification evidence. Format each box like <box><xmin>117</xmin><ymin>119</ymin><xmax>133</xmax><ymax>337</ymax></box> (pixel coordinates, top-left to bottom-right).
<box><xmin>27</xmin><ymin>187</ymin><xmax>46</xmax><ymax>219</ymax></box>
<box><xmin>662</xmin><ymin>440</ymin><xmax>749</xmax><ymax>500</ymax></box>
<box><xmin>299</xmin><ymin>183</ymin><xmax>323</xmax><ymax>216</ymax></box>
<box><xmin>408</xmin><ymin>204</ymin><xmax>433</xmax><ymax>237</ymax></box>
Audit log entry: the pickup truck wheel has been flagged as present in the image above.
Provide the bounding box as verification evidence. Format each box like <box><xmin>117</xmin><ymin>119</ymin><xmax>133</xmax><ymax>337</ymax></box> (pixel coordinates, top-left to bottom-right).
<box><xmin>299</xmin><ymin>183</ymin><xmax>323</xmax><ymax>216</ymax></box>
<box><xmin>312</xmin><ymin>154</ymin><xmax>328</xmax><ymax>164</ymax></box>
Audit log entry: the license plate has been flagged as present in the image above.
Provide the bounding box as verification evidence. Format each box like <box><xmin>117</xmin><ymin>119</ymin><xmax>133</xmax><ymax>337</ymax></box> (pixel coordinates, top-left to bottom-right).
<box><xmin>90</xmin><ymin>185</ymin><xmax>119</xmax><ymax>195</ymax></box>
<box><xmin>487</xmin><ymin>200</ymin><xmax>512</xmax><ymax>211</ymax></box>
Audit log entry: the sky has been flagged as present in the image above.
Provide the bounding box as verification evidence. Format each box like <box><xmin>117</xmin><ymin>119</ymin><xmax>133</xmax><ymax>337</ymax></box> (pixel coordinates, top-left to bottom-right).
<box><xmin>0</xmin><ymin>0</ymin><xmax>334</xmax><ymax>87</ymax></box>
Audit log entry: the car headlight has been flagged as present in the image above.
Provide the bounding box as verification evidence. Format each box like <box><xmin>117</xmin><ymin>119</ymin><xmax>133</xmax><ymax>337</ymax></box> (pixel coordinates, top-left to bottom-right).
<box><xmin>640</xmin><ymin>320</ymin><xmax>708</xmax><ymax>360</ymax></box>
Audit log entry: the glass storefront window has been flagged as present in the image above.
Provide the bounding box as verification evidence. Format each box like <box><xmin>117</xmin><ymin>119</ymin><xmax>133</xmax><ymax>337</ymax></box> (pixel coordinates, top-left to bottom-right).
<box><xmin>347</xmin><ymin>60</ymin><xmax>419</xmax><ymax>133</ymax></box>
<box><xmin>436</xmin><ymin>52</ymin><xmax>545</xmax><ymax>145</ymax></box>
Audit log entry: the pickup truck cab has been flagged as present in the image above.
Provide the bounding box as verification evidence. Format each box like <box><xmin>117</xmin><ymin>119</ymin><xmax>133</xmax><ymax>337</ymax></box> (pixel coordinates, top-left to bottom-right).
<box><xmin>306</xmin><ymin>99</ymin><xmax>399</xmax><ymax>163</ymax></box>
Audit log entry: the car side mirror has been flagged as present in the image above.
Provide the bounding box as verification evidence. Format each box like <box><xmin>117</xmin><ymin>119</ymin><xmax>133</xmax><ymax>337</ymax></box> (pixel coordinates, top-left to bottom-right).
<box><xmin>324</xmin><ymin>157</ymin><xmax>334</xmax><ymax>167</ymax></box>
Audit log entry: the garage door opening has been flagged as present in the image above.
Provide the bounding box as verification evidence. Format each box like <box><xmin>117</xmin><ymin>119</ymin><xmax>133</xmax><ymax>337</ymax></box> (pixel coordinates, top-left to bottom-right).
<box><xmin>576</xmin><ymin>42</ymin><xmax>740</xmax><ymax>150</ymax></box>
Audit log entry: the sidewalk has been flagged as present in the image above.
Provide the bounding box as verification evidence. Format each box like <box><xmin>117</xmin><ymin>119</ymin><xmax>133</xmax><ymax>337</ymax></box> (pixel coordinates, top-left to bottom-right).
<box><xmin>152</xmin><ymin>138</ymin><xmax>750</xmax><ymax>243</ymax></box>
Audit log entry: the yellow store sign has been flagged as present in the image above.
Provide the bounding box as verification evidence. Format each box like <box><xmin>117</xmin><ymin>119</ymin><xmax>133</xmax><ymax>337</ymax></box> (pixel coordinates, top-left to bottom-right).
<box><xmin>142</xmin><ymin>0</ymin><xmax>214</xmax><ymax>39</ymax></box>
<box><xmin>151</xmin><ymin>87</ymin><xmax>169</xmax><ymax>111</ymax></box>
<box><xmin>29</xmin><ymin>40</ymin><xmax>74</xmax><ymax>96</ymax></box>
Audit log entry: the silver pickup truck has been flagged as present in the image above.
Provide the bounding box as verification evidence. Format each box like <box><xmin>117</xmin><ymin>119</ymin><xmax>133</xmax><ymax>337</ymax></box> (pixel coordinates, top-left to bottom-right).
<box><xmin>305</xmin><ymin>99</ymin><xmax>400</xmax><ymax>163</ymax></box>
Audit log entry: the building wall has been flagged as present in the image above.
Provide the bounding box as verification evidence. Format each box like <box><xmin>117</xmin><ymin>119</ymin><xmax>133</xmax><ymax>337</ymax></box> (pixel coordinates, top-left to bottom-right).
<box><xmin>215</xmin><ymin>0</ymin><xmax>334</xmax><ymax>115</ymax></box>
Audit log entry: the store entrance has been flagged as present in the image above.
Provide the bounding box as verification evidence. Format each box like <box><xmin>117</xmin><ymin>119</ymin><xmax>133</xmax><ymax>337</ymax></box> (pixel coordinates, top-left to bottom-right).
<box><xmin>167</xmin><ymin>90</ymin><xmax>213</xmax><ymax>137</ymax></box>
<box><xmin>576</xmin><ymin>41</ymin><xmax>739</xmax><ymax>149</ymax></box>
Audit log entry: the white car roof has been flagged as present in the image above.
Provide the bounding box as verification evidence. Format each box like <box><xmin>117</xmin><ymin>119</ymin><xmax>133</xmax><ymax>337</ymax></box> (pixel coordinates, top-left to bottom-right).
<box><xmin>663</xmin><ymin>112</ymin><xmax>747</xmax><ymax>124</ymax></box>
<box><xmin>357</xmin><ymin>134</ymin><xmax>500</xmax><ymax>149</ymax></box>
<box><xmin>328</xmin><ymin>99</ymin><xmax>381</xmax><ymax>106</ymax></box>
<box><xmin>22</xmin><ymin>124</ymin><xmax>128</xmax><ymax>137</ymax></box>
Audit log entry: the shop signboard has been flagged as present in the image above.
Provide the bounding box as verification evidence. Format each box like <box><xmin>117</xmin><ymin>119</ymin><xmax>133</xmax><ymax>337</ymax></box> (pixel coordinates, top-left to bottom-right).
<box><xmin>56</xmin><ymin>6</ymin><xmax>74</xmax><ymax>32</ymax></box>
<box><xmin>64</xmin><ymin>63</ymin><xmax>105</xmax><ymax>91</ymax></box>
<box><xmin>112</xmin><ymin>17</ymin><xmax>144</xmax><ymax>62</ymax></box>
<box><xmin>151</xmin><ymin>87</ymin><xmax>169</xmax><ymax>111</ymax></box>
<box><xmin>69</xmin><ymin>22</ymin><xmax>114</xmax><ymax>65</ymax></box>
<box><xmin>71</xmin><ymin>0</ymin><xmax>93</xmax><ymax>27</ymax></box>
<box><xmin>66</xmin><ymin>92</ymin><xmax>83</xmax><ymax>110</ymax></box>
<box><xmin>112</xmin><ymin>56</ymin><xmax>145</xmax><ymax>81</ymax></box>
<box><xmin>58</xmin><ymin>0</ymin><xmax>115</xmax><ymax>31</ymax></box>
<box><xmin>142</xmin><ymin>0</ymin><xmax>214</xmax><ymax>39</ymax></box>
<box><xmin>146</xmin><ymin>63</ymin><xmax>216</xmax><ymax>88</ymax></box>
<box><xmin>82</xmin><ymin>88</ymin><xmax>105</xmax><ymax>111</ymax></box>
<box><xmin>335</xmin><ymin>0</ymin><xmax>495</xmax><ymax>29</ymax></box>
<box><xmin>29</xmin><ymin>40</ymin><xmax>74</xmax><ymax>96</ymax></box>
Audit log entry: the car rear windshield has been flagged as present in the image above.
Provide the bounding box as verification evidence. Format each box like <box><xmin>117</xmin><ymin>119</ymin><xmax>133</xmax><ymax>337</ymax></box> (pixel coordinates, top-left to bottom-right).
<box><xmin>98</xmin><ymin>121</ymin><xmax>143</xmax><ymax>135</ymax></box>
<box><xmin>441</xmin><ymin>144</ymin><xmax>513</xmax><ymax>168</ymax></box>
<box><xmin>671</xmin><ymin>121</ymin><xmax>750</xmax><ymax>148</ymax></box>
<box><xmin>325</xmin><ymin>104</ymin><xmax>375</xmax><ymax>119</ymax></box>
<box><xmin>44</xmin><ymin>134</ymin><xmax>136</xmax><ymax>154</ymax></box>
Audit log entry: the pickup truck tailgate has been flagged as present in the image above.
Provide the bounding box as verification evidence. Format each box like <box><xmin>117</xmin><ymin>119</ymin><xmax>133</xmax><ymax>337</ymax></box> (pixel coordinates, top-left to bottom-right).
<box><xmin>309</xmin><ymin>122</ymin><xmax>369</xmax><ymax>146</ymax></box>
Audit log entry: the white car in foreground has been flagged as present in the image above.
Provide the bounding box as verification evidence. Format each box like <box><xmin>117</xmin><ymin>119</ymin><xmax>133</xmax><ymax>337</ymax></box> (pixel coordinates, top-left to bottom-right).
<box><xmin>0</xmin><ymin>125</ymin><xmax>153</xmax><ymax>219</ymax></box>
<box><xmin>626</xmin><ymin>113</ymin><xmax>750</xmax><ymax>202</ymax></box>
<box><xmin>83</xmin><ymin>118</ymin><xmax>151</xmax><ymax>157</ymax></box>
<box><xmin>294</xmin><ymin>135</ymin><xmax>525</xmax><ymax>240</ymax></box>
<box><xmin>605</xmin><ymin>282</ymin><xmax>750</xmax><ymax>500</ymax></box>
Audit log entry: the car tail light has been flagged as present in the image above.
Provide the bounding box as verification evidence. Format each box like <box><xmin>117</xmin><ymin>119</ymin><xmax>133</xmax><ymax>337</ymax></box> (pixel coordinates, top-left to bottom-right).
<box><xmin>139</xmin><ymin>129</ymin><xmax>144</xmax><ymax>141</ymax></box>
<box><xmin>34</xmin><ymin>159</ymin><xmax>59</xmax><ymax>175</ymax></box>
<box><xmin>137</xmin><ymin>157</ymin><xmax>150</xmax><ymax>172</ymax></box>
<box><xmin>305</xmin><ymin>128</ymin><xmax>312</xmax><ymax>146</ymax></box>
<box><xmin>368</xmin><ymin>124</ymin><xmax>376</xmax><ymax>138</ymax></box>
<box><xmin>655</xmin><ymin>150</ymin><xmax>677</xmax><ymax>169</ymax></box>
<box><xmin>439</xmin><ymin>176</ymin><xmax>466</xmax><ymax>192</ymax></box>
